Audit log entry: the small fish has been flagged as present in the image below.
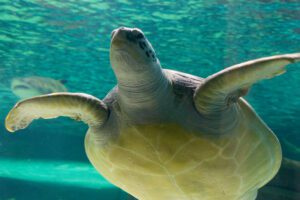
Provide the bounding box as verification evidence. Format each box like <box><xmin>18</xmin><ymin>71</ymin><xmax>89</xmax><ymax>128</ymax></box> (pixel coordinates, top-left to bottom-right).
<box><xmin>11</xmin><ymin>76</ymin><xmax>68</xmax><ymax>99</ymax></box>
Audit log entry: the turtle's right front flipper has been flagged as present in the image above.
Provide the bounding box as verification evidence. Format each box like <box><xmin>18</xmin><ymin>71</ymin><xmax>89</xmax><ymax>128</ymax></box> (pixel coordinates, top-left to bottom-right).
<box><xmin>5</xmin><ymin>92</ymin><xmax>109</xmax><ymax>132</ymax></box>
<box><xmin>194</xmin><ymin>53</ymin><xmax>300</xmax><ymax>115</ymax></box>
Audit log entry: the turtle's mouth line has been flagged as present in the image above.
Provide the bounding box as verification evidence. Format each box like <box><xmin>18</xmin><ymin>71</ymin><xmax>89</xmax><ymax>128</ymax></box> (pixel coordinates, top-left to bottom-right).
<box><xmin>111</xmin><ymin>37</ymin><xmax>128</xmax><ymax>47</ymax></box>
<box><xmin>111</xmin><ymin>48</ymin><xmax>138</xmax><ymax>59</ymax></box>
<box><xmin>111</xmin><ymin>48</ymin><xmax>128</xmax><ymax>53</ymax></box>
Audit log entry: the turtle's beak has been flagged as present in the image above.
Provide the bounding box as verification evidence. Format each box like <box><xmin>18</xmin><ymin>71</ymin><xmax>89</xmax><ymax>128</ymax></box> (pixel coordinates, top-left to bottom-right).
<box><xmin>110</xmin><ymin>26</ymin><xmax>157</xmax><ymax>73</ymax></box>
<box><xmin>111</xmin><ymin>27</ymin><xmax>144</xmax><ymax>48</ymax></box>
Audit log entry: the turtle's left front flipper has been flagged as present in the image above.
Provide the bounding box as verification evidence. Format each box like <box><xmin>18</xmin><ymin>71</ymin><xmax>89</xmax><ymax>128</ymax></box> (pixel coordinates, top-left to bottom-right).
<box><xmin>194</xmin><ymin>53</ymin><xmax>300</xmax><ymax>115</ymax></box>
<box><xmin>5</xmin><ymin>92</ymin><xmax>109</xmax><ymax>132</ymax></box>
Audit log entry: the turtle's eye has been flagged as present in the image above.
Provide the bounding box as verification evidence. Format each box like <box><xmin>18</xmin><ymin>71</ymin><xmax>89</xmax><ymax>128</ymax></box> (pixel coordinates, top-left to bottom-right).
<box><xmin>126</xmin><ymin>30</ymin><xmax>144</xmax><ymax>42</ymax></box>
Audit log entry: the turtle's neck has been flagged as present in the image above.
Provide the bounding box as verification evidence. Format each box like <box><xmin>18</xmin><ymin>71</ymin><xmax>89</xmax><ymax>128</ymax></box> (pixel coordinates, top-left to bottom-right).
<box><xmin>115</xmin><ymin>65</ymin><xmax>172</xmax><ymax>121</ymax></box>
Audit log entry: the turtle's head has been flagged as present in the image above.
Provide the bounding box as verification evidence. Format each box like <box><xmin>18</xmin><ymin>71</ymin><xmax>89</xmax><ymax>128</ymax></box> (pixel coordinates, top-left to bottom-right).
<box><xmin>109</xmin><ymin>27</ymin><xmax>170</xmax><ymax>111</ymax></box>
<box><xmin>110</xmin><ymin>27</ymin><xmax>161</xmax><ymax>82</ymax></box>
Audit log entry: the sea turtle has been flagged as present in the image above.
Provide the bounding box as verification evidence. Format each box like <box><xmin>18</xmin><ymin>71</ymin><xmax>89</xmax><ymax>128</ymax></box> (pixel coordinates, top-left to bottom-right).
<box><xmin>11</xmin><ymin>76</ymin><xmax>67</xmax><ymax>99</ymax></box>
<box><xmin>5</xmin><ymin>27</ymin><xmax>300</xmax><ymax>200</ymax></box>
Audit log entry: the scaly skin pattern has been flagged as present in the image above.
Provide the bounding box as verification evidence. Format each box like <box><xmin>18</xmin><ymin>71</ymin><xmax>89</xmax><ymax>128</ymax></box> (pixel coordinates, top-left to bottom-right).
<box><xmin>85</xmin><ymin>98</ymin><xmax>281</xmax><ymax>200</ymax></box>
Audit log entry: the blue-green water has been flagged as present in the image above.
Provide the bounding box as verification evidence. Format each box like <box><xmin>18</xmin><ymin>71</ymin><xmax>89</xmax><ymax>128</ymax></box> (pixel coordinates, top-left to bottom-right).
<box><xmin>0</xmin><ymin>0</ymin><xmax>299</xmax><ymax>199</ymax></box>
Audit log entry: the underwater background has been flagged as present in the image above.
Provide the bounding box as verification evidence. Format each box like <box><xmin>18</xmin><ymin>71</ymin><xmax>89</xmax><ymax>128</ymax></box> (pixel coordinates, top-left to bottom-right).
<box><xmin>0</xmin><ymin>0</ymin><xmax>299</xmax><ymax>199</ymax></box>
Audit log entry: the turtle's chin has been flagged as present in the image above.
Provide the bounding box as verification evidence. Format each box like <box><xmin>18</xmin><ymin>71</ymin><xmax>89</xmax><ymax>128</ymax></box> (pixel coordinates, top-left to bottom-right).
<box><xmin>110</xmin><ymin>46</ymin><xmax>154</xmax><ymax>73</ymax></box>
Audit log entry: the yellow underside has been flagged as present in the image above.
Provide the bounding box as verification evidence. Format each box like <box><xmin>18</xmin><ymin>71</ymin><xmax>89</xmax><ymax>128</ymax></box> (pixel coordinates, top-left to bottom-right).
<box><xmin>85</xmin><ymin>121</ymin><xmax>281</xmax><ymax>200</ymax></box>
